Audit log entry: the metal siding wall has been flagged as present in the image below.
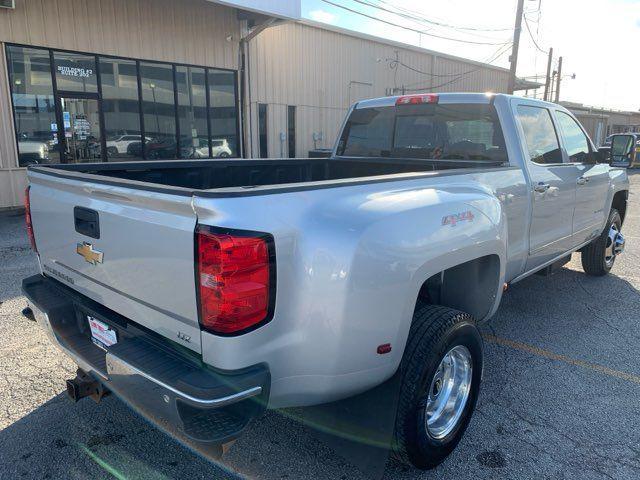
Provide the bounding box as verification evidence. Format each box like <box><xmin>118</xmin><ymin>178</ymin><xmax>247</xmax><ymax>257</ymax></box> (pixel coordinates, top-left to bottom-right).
<box><xmin>0</xmin><ymin>0</ymin><xmax>239</xmax><ymax>68</ymax></box>
<box><xmin>0</xmin><ymin>0</ymin><xmax>241</xmax><ymax>208</ymax></box>
<box><xmin>0</xmin><ymin>44</ymin><xmax>24</xmax><ymax>209</ymax></box>
<box><xmin>249</xmin><ymin>22</ymin><xmax>511</xmax><ymax>156</ymax></box>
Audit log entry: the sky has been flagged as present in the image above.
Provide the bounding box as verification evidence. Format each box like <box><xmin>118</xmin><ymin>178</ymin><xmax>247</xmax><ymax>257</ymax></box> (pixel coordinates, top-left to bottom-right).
<box><xmin>301</xmin><ymin>0</ymin><xmax>640</xmax><ymax>112</ymax></box>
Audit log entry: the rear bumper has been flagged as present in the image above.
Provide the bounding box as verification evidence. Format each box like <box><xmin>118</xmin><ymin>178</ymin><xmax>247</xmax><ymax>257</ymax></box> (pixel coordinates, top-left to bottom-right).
<box><xmin>22</xmin><ymin>274</ymin><xmax>270</xmax><ymax>449</ymax></box>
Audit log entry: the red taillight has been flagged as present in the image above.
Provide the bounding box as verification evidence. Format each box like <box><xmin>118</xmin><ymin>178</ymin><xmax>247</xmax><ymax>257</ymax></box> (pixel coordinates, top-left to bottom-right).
<box><xmin>24</xmin><ymin>186</ymin><xmax>37</xmax><ymax>253</ymax></box>
<box><xmin>396</xmin><ymin>94</ymin><xmax>439</xmax><ymax>106</ymax></box>
<box><xmin>196</xmin><ymin>226</ymin><xmax>274</xmax><ymax>335</ymax></box>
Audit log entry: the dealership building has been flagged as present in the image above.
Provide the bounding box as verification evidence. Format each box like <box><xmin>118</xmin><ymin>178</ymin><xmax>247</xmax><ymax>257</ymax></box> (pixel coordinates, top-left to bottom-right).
<box><xmin>0</xmin><ymin>0</ymin><xmax>531</xmax><ymax>210</ymax></box>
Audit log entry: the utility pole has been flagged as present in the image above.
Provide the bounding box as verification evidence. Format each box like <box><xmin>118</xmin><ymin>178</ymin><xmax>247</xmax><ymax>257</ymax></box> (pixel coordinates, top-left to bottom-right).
<box><xmin>543</xmin><ymin>47</ymin><xmax>553</xmax><ymax>101</ymax></box>
<box><xmin>554</xmin><ymin>56</ymin><xmax>563</xmax><ymax>103</ymax></box>
<box><xmin>507</xmin><ymin>0</ymin><xmax>525</xmax><ymax>94</ymax></box>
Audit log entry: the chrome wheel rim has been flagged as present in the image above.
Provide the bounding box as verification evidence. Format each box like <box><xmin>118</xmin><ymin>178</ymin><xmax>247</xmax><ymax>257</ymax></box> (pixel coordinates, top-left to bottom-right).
<box><xmin>425</xmin><ymin>345</ymin><xmax>473</xmax><ymax>440</ymax></box>
<box><xmin>605</xmin><ymin>223</ymin><xmax>624</xmax><ymax>267</ymax></box>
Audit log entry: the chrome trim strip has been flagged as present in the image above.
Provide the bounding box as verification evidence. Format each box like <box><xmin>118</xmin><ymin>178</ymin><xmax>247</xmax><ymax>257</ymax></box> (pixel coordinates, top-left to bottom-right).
<box><xmin>106</xmin><ymin>353</ymin><xmax>263</xmax><ymax>407</ymax></box>
<box><xmin>29</xmin><ymin>302</ymin><xmax>108</xmax><ymax>380</ymax></box>
<box><xmin>59</xmin><ymin>343</ymin><xmax>108</xmax><ymax>381</ymax></box>
<box><xmin>30</xmin><ymin>301</ymin><xmax>261</xmax><ymax>408</ymax></box>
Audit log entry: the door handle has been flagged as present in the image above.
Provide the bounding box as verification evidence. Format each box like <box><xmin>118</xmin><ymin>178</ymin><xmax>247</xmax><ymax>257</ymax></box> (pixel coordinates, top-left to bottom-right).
<box><xmin>534</xmin><ymin>182</ymin><xmax>550</xmax><ymax>193</ymax></box>
<box><xmin>577</xmin><ymin>176</ymin><xmax>589</xmax><ymax>185</ymax></box>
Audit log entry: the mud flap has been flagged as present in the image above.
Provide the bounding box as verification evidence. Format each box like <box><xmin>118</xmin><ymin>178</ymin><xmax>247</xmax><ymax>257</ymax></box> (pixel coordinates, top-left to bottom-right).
<box><xmin>300</xmin><ymin>371</ymin><xmax>402</xmax><ymax>479</ymax></box>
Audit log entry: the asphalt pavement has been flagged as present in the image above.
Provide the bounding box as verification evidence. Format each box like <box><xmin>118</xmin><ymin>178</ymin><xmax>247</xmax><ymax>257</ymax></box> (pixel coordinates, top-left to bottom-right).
<box><xmin>1</xmin><ymin>174</ymin><xmax>640</xmax><ymax>479</ymax></box>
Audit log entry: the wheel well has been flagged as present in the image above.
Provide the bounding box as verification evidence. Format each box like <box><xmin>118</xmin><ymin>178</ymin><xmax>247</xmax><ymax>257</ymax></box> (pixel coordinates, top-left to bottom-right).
<box><xmin>417</xmin><ymin>255</ymin><xmax>501</xmax><ymax>320</ymax></box>
<box><xmin>612</xmin><ymin>190</ymin><xmax>628</xmax><ymax>225</ymax></box>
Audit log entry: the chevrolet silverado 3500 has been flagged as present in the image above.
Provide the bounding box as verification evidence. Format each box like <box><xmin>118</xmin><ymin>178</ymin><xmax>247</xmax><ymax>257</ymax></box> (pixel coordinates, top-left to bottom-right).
<box><xmin>22</xmin><ymin>93</ymin><xmax>629</xmax><ymax>470</ymax></box>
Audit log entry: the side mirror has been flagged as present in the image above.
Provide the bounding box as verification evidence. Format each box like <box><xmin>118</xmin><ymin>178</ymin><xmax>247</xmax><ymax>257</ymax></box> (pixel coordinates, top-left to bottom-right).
<box><xmin>597</xmin><ymin>146</ymin><xmax>612</xmax><ymax>165</ymax></box>
<box><xmin>610</xmin><ymin>134</ymin><xmax>636</xmax><ymax>166</ymax></box>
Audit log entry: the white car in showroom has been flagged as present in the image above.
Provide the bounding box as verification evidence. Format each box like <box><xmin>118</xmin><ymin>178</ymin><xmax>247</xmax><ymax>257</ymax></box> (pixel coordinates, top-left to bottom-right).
<box><xmin>195</xmin><ymin>138</ymin><xmax>233</xmax><ymax>158</ymax></box>
<box><xmin>106</xmin><ymin>135</ymin><xmax>151</xmax><ymax>157</ymax></box>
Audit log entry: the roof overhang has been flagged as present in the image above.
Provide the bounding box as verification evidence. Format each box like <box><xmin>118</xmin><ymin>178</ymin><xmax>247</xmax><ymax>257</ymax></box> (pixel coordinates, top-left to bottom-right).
<box><xmin>513</xmin><ymin>78</ymin><xmax>544</xmax><ymax>91</ymax></box>
<box><xmin>207</xmin><ymin>0</ymin><xmax>301</xmax><ymax>20</ymax></box>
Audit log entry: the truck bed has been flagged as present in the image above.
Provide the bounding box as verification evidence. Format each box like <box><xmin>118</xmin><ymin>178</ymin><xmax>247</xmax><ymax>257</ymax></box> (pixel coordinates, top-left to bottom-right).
<box><xmin>31</xmin><ymin>157</ymin><xmax>505</xmax><ymax>192</ymax></box>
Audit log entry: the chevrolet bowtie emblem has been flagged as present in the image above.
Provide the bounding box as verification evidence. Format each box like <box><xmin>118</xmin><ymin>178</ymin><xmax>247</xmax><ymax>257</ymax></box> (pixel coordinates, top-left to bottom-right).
<box><xmin>76</xmin><ymin>242</ymin><xmax>103</xmax><ymax>265</ymax></box>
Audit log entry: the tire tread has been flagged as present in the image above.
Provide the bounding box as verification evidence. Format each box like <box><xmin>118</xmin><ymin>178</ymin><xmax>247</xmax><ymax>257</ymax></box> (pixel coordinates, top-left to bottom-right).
<box><xmin>391</xmin><ymin>303</ymin><xmax>475</xmax><ymax>466</ymax></box>
<box><xmin>581</xmin><ymin>209</ymin><xmax>620</xmax><ymax>276</ymax></box>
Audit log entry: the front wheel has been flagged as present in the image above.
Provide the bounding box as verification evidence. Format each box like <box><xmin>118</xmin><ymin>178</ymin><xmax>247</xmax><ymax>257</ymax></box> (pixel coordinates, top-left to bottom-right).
<box><xmin>581</xmin><ymin>209</ymin><xmax>625</xmax><ymax>276</ymax></box>
<box><xmin>392</xmin><ymin>304</ymin><xmax>483</xmax><ymax>469</ymax></box>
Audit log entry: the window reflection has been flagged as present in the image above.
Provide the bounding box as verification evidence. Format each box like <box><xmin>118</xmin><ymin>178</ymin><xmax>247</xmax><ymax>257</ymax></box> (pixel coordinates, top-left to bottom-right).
<box><xmin>7</xmin><ymin>45</ymin><xmax>241</xmax><ymax>165</ymax></box>
<box><xmin>140</xmin><ymin>62</ymin><xmax>177</xmax><ymax>160</ymax></box>
<box><xmin>7</xmin><ymin>46</ymin><xmax>60</xmax><ymax>166</ymax></box>
<box><xmin>53</xmin><ymin>52</ymin><xmax>98</xmax><ymax>94</ymax></box>
<box><xmin>100</xmin><ymin>58</ymin><xmax>143</xmax><ymax>161</ymax></box>
<box><xmin>209</xmin><ymin>69</ymin><xmax>238</xmax><ymax>157</ymax></box>
<box><xmin>176</xmin><ymin>66</ymin><xmax>208</xmax><ymax>159</ymax></box>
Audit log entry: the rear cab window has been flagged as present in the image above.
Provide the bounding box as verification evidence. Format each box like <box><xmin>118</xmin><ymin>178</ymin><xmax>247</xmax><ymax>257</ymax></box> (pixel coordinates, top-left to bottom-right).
<box><xmin>337</xmin><ymin>103</ymin><xmax>508</xmax><ymax>166</ymax></box>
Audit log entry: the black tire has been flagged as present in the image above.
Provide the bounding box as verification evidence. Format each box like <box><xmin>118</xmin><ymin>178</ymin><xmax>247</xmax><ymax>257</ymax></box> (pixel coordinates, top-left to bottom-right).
<box><xmin>392</xmin><ymin>304</ymin><xmax>483</xmax><ymax>470</ymax></box>
<box><xmin>581</xmin><ymin>209</ymin><xmax>621</xmax><ymax>276</ymax></box>
<box><xmin>107</xmin><ymin>146</ymin><xmax>118</xmax><ymax>157</ymax></box>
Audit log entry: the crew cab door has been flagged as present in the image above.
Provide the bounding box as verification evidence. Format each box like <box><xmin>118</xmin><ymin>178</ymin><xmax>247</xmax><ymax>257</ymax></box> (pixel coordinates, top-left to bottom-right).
<box><xmin>515</xmin><ymin>104</ymin><xmax>576</xmax><ymax>270</ymax></box>
<box><xmin>553</xmin><ymin>110</ymin><xmax>610</xmax><ymax>245</ymax></box>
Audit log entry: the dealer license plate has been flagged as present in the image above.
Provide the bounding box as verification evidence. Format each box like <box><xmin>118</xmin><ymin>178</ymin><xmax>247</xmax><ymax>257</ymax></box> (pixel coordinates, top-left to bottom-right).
<box><xmin>88</xmin><ymin>316</ymin><xmax>118</xmax><ymax>350</ymax></box>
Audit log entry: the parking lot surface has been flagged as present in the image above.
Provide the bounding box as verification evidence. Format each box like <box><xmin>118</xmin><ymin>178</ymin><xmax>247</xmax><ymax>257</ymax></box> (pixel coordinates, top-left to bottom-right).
<box><xmin>1</xmin><ymin>174</ymin><xmax>640</xmax><ymax>479</ymax></box>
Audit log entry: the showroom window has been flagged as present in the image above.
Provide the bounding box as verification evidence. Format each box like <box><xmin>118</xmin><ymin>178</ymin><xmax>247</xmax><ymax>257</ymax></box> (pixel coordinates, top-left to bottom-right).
<box><xmin>5</xmin><ymin>44</ymin><xmax>240</xmax><ymax>165</ymax></box>
<box><xmin>177</xmin><ymin>66</ymin><xmax>209</xmax><ymax>158</ymax></box>
<box><xmin>6</xmin><ymin>46</ymin><xmax>60</xmax><ymax>165</ymax></box>
<box><xmin>99</xmin><ymin>57</ymin><xmax>143</xmax><ymax>161</ymax></box>
<box><xmin>53</xmin><ymin>51</ymin><xmax>98</xmax><ymax>94</ymax></box>
<box><xmin>209</xmin><ymin>69</ymin><xmax>239</xmax><ymax>157</ymax></box>
<box><xmin>140</xmin><ymin>62</ymin><xmax>177</xmax><ymax>160</ymax></box>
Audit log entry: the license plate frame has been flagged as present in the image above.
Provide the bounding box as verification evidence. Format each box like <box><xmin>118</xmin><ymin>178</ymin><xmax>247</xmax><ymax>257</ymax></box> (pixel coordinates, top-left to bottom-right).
<box><xmin>87</xmin><ymin>315</ymin><xmax>118</xmax><ymax>351</ymax></box>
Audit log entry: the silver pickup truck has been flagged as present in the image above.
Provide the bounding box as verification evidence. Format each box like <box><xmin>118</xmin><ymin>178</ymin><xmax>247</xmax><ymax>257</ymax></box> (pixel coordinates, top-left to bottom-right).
<box><xmin>22</xmin><ymin>93</ymin><xmax>629</xmax><ymax>470</ymax></box>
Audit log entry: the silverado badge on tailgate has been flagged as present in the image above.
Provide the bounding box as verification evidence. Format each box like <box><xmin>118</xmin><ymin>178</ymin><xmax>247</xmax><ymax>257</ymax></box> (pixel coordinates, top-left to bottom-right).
<box><xmin>76</xmin><ymin>242</ymin><xmax>104</xmax><ymax>265</ymax></box>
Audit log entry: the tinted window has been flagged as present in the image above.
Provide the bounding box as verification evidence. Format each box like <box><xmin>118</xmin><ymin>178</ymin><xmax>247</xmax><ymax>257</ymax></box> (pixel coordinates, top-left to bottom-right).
<box><xmin>177</xmin><ymin>66</ymin><xmax>208</xmax><ymax>159</ymax></box>
<box><xmin>6</xmin><ymin>45</ymin><xmax>60</xmax><ymax>166</ymax></box>
<box><xmin>339</xmin><ymin>103</ymin><xmax>507</xmax><ymax>164</ymax></box>
<box><xmin>140</xmin><ymin>62</ymin><xmax>176</xmax><ymax>159</ymax></box>
<box><xmin>516</xmin><ymin>105</ymin><xmax>563</xmax><ymax>164</ymax></box>
<box><xmin>209</xmin><ymin>69</ymin><xmax>238</xmax><ymax>157</ymax></box>
<box><xmin>99</xmin><ymin>58</ymin><xmax>142</xmax><ymax>161</ymax></box>
<box><xmin>556</xmin><ymin>111</ymin><xmax>590</xmax><ymax>162</ymax></box>
<box><xmin>339</xmin><ymin>107</ymin><xmax>395</xmax><ymax>157</ymax></box>
<box><xmin>288</xmin><ymin>105</ymin><xmax>296</xmax><ymax>158</ymax></box>
<box><xmin>54</xmin><ymin>52</ymin><xmax>98</xmax><ymax>93</ymax></box>
<box><xmin>258</xmin><ymin>103</ymin><xmax>268</xmax><ymax>158</ymax></box>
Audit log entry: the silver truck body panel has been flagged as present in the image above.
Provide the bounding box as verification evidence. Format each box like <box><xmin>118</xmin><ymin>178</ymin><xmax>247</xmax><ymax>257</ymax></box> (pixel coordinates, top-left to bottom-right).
<box><xmin>28</xmin><ymin>172</ymin><xmax>201</xmax><ymax>353</ymax></box>
<box><xmin>26</xmin><ymin>93</ymin><xmax>629</xmax><ymax>409</ymax></box>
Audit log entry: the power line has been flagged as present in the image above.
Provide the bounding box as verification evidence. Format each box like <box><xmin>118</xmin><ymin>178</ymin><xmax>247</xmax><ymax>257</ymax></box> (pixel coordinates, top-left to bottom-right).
<box><xmin>523</xmin><ymin>15</ymin><xmax>548</xmax><ymax>54</ymax></box>
<box><xmin>319</xmin><ymin>0</ymin><xmax>512</xmax><ymax>45</ymax></box>
<box><xmin>387</xmin><ymin>41</ymin><xmax>512</xmax><ymax>80</ymax></box>
<box><xmin>351</xmin><ymin>0</ymin><xmax>513</xmax><ymax>33</ymax></box>
<box><xmin>403</xmin><ymin>43</ymin><xmax>514</xmax><ymax>92</ymax></box>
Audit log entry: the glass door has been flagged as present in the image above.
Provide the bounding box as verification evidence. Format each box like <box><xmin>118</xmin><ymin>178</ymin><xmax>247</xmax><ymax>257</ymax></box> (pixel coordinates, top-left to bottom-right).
<box><xmin>59</xmin><ymin>96</ymin><xmax>103</xmax><ymax>163</ymax></box>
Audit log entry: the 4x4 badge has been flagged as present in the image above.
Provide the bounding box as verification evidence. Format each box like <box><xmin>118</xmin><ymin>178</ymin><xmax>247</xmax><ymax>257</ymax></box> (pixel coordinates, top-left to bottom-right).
<box><xmin>76</xmin><ymin>242</ymin><xmax>104</xmax><ymax>265</ymax></box>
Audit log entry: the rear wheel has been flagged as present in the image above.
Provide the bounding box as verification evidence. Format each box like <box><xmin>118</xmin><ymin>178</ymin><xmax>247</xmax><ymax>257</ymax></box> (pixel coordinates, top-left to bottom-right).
<box><xmin>392</xmin><ymin>304</ymin><xmax>483</xmax><ymax>469</ymax></box>
<box><xmin>581</xmin><ymin>209</ymin><xmax>624</xmax><ymax>276</ymax></box>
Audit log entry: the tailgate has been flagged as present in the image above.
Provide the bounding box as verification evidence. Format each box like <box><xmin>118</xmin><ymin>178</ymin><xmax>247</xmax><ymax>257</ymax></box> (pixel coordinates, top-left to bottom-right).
<box><xmin>28</xmin><ymin>170</ymin><xmax>201</xmax><ymax>353</ymax></box>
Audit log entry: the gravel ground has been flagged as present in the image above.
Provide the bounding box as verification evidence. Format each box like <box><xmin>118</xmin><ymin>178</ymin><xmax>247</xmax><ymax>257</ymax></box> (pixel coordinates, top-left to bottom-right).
<box><xmin>1</xmin><ymin>174</ymin><xmax>640</xmax><ymax>479</ymax></box>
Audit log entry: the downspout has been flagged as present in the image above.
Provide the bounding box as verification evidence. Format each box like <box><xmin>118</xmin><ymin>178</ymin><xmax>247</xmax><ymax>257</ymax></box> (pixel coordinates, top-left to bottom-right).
<box><xmin>239</xmin><ymin>17</ymin><xmax>279</xmax><ymax>158</ymax></box>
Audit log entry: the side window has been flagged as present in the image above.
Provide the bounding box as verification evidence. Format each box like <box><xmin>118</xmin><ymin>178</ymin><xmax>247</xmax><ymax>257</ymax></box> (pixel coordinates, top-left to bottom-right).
<box><xmin>516</xmin><ymin>105</ymin><xmax>563</xmax><ymax>164</ymax></box>
<box><xmin>556</xmin><ymin>111</ymin><xmax>591</xmax><ymax>163</ymax></box>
